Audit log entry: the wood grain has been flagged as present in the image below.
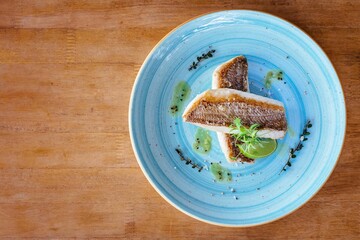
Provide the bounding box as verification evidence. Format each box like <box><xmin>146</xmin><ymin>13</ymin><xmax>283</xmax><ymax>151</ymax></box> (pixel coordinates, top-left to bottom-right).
<box><xmin>0</xmin><ymin>0</ymin><xmax>359</xmax><ymax>239</ymax></box>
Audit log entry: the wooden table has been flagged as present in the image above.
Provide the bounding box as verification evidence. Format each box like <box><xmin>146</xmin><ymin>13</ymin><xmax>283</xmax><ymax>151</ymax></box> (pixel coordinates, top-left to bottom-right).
<box><xmin>0</xmin><ymin>1</ymin><xmax>359</xmax><ymax>238</ymax></box>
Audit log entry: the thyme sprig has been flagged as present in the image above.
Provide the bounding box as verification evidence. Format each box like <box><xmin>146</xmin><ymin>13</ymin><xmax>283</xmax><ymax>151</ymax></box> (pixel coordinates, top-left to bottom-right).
<box><xmin>188</xmin><ymin>49</ymin><xmax>216</xmax><ymax>71</ymax></box>
<box><xmin>280</xmin><ymin>120</ymin><xmax>312</xmax><ymax>174</ymax></box>
<box><xmin>175</xmin><ymin>148</ymin><xmax>203</xmax><ymax>172</ymax></box>
<box><xmin>229</xmin><ymin>118</ymin><xmax>261</xmax><ymax>153</ymax></box>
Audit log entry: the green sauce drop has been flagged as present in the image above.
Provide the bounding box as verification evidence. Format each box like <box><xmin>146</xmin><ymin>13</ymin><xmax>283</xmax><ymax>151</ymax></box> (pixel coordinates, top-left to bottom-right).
<box><xmin>193</xmin><ymin>128</ymin><xmax>212</xmax><ymax>154</ymax></box>
<box><xmin>264</xmin><ymin>70</ymin><xmax>284</xmax><ymax>89</ymax></box>
<box><xmin>170</xmin><ymin>81</ymin><xmax>191</xmax><ymax>116</ymax></box>
<box><xmin>287</xmin><ymin>125</ymin><xmax>296</xmax><ymax>137</ymax></box>
<box><xmin>210</xmin><ymin>163</ymin><xmax>232</xmax><ymax>182</ymax></box>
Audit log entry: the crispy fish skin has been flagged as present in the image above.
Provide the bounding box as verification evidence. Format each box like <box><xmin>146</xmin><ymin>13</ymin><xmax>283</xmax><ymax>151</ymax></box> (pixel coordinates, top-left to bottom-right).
<box><xmin>212</xmin><ymin>56</ymin><xmax>249</xmax><ymax>91</ymax></box>
<box><xmin>182</xmin><ymin>89</ymin><xmax>287</xmax><ymax>139</ymax></box>
<box><xmin>212</xmin><ymin>56</ymin><xmax>252</xmax><ymax>163</ymax></box>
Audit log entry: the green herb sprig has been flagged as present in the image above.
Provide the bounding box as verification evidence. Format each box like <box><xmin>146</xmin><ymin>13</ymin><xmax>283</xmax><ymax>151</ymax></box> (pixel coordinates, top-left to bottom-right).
<box><xmin>175</xmin><ymin>148</ymin><xmax>203</xmax><ymax>172</ymax></box>
<box><xmin>229</xmin><ymin>118</ymin><xmax>261</xmax><ymax>153</ymax></box>
<box><xmin>280</xmin><ymin>120</ymin><xmax>312</xmax><ymax>173</ymax></box>
<box><xmin>188</xmin><ymin>49</ymin><xmax>216</xmax><ymax>71</ymax></box>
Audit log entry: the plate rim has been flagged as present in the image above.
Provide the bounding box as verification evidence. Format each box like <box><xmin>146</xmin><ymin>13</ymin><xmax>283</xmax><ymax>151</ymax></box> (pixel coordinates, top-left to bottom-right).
<box><xmin>128</xmin><ymin>9</ymin><xmax>347</xmax><ymax>227</ymax></box>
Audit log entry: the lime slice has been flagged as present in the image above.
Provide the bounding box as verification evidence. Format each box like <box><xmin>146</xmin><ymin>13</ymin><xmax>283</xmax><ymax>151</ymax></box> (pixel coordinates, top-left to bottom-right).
<box><xmin>240</xmin><ymin>139</ymin><xmax>277</xmax><ymax>159</ymax></box>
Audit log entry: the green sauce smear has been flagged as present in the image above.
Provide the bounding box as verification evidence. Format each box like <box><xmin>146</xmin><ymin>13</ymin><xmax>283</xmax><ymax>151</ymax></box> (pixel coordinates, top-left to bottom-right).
<box><xmin>264</xmin><ymin>70</ymin><xmax>284</xmax><ymax>89</ymax></box>
<box><xmin>210</xmin><ymin>163</ymin><xmax>232</xmax><ymax>182</ymax></box>
<box><xmin>287</xmin><ymin>125</ymin><xmax>296</xmax><ymax>137</ymax></box>
<box><xmin>170</xmin><ymin>81</ymin><xmax>191</xmax><ymax>116</ymax></box>
<box><xmin>193</xmin><ymin>128</ymin><xmax>212</xmax><ymax>154</ymax></box>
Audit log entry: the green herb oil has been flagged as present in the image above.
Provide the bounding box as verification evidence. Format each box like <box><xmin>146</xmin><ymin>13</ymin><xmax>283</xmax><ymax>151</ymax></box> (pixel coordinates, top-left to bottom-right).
<box><xmin>210</xmin><ymin>163</ymin><xmax>232</xmax><ymax>182</ymax></box>
<box><xmin>287</xmin><ymin>125</ymin><xmax>295</xmax><ymax>137</ymax></box>
<box><xmin>264</xmin><ymin>70</ymin><xmax>284</xmax><ymax>89</ymax></box>
<box><xmin>170</xmin><ymin>81</ymin><xmax>191</xmax><ymax>116</ymax></box>
<box><xmin>193</xmin><ymin>128</ymin><xmax>212</xmax><ymax>154</ymax></box>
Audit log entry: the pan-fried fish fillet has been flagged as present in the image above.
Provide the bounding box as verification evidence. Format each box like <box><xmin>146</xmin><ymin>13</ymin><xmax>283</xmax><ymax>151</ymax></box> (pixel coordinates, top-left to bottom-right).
<box><xmin>212</xmin><ymin>56</ymin><xmax>249</xmax><ymax>91</ymax></box>
<box><xmin>182</xmin><ymin>88</ymin><xmax>287</xmax><ymax>139</ymax></box>
<box><xmin>212</xmin><ymin>56</ymin><xmax>253</xmax><ymax>163</ymax></box>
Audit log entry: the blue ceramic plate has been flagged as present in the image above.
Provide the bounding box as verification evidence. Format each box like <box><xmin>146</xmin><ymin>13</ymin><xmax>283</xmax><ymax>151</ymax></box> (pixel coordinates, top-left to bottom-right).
<box><xmin>129</xmin><ymin>10</ymin><xmax>345</xmax><ymax>226</ymax></box>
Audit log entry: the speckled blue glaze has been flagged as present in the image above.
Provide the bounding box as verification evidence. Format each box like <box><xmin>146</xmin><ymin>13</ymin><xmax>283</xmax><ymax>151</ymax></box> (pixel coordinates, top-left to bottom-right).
<box><xmin>129</xmin><ymin>10</ymin><xmax>346</xmax><ymax>226</ymax></box>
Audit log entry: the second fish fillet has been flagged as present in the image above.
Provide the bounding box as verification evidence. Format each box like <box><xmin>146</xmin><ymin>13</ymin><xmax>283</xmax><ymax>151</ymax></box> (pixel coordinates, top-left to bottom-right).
<box><xmin>212</xmin><ymin>56</ymin><xmax>253</xmax><ymax>162</ymax></box>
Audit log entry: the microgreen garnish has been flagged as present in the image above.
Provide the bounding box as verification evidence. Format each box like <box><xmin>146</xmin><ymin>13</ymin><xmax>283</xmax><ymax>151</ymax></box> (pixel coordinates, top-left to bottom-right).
<box><xmin>188</xmin><ymin>49</ymin><xmax>216</xmax><ymax>71</ymax></box>
<box><xmin>280</xmin><ymin>120</ymin><xmax>312</xmax><ymax>174</ymax></box>
<box><xmin>229</xmin><ymin>118</ymin><xmax>261</xmax><ymax>153</ymax></box>
<box><xmin>175</xmin><ymin>148</ymin><xmax>203</xmax><ymax>172</ymax></box>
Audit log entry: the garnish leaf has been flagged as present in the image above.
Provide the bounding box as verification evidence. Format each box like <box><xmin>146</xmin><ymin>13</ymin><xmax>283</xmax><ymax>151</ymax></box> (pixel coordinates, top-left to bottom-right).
<box><xmin>280</xmin><ymin>120</ymin><xmax>312</xmax><ymax>174</ymax></box>
<box><xmin>229</xmin><ymin>118</ymin><xmax>263</xmax><ymax>158</ymax></box>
